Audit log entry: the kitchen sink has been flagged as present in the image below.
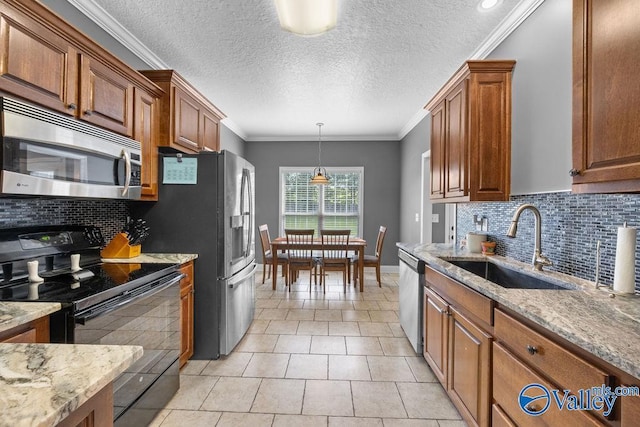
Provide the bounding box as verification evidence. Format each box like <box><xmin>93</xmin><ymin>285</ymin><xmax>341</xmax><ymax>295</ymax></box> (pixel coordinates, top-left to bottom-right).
<box><xmin>448</xmin><ymin>260</ymin><xmax>572</xmax><ymax>290</ymax></box>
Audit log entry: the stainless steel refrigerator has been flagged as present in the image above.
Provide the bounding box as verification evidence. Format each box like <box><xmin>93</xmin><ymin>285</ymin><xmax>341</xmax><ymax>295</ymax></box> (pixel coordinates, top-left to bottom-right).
<box><xmin>132</xmin><ymin>150</ymin><xmax>256</xmax><ymax>359</ymax></box>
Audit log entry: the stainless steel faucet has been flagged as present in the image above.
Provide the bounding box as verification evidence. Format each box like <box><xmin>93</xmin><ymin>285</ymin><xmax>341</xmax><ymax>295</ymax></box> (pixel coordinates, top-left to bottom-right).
<box><xmin>506</xmin><ymin>204</ymin><xmax>553</xmax><ymax>271</ymax></box>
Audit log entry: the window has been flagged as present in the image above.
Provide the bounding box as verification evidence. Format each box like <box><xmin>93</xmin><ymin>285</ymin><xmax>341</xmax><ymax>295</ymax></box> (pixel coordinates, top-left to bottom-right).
<box><xmin>279</xmin><ymin>167</ymin><xmax>363</xmax><ymax>237</ymax></box>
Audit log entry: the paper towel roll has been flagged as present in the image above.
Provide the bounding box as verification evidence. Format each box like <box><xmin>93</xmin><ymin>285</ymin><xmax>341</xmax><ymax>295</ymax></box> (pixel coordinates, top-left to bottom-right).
<box><xmin>467</xmin><ymin>233</ymin><xmax>486</xmax><ymax>253</ymax></box>
<box><xmin>613</xmin><ymin>225</ymin><xmax>637</xmax><ymax>294</ymax></box>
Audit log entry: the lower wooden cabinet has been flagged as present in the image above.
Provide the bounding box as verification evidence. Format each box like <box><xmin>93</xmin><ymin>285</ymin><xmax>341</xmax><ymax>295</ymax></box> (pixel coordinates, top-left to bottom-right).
<box><xmin>423</xmin><ymin>286</ymin><xmax>448</xmax><ymax>385</ymax></box>
<box><xmin>0</xmin><ymin>315</ymin><xmax>49</xmax><ymax>343</ymax></box>
<box><xmin>179</xmin><ymin>261</ymin><xmax>194</xmax><ymax>368</ymax></box>
<box><xmin>56</xmin><ymin>382</ymin><xmax>113</xmax><ymax>427</ymax></box>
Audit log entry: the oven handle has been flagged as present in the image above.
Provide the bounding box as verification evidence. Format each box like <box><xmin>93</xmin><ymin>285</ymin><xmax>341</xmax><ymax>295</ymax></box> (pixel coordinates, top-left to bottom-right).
<box><xmin>75</xmin><ymin>272</ymin><xmax>184</xmax><ymax>325</ymax></box>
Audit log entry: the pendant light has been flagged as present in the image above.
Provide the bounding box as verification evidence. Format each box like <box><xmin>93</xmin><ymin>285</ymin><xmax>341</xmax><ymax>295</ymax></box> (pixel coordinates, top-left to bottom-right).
<box><xmin>274</xmin><ymin>0</ymin><xmax>337</xmax><ymax>36</ymax></box>
<box><xmin>311</xmin><ymin>122</ymin><xmax>329</xmax><ymax>185</ymax></box>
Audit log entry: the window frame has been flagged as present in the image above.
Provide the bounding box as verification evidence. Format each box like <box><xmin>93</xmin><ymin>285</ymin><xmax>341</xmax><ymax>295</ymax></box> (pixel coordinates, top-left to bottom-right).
<box><xmin>278</xmin><ymin>166</ymin><xmax>364</xmax><ymax>237</ymax></box>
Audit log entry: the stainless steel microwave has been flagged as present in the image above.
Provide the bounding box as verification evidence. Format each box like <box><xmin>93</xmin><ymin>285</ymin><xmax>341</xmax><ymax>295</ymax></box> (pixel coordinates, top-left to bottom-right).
<box><xmin>0</xmin><ymin>97</ymin><xmax>142</xmax><ymax>199</ymax></box>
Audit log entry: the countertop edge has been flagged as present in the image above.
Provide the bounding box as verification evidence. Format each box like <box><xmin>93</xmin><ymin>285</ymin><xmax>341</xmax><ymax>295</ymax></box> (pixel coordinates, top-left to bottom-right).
<box><xmin>0</xmin><ymin>302</ymin><xmax>61</xmax><ymax>333</ymax></box>
<box><xmin>102</xmin><ymin>252</ymin><xmax>198</xmax><ymax>264</ymax></box>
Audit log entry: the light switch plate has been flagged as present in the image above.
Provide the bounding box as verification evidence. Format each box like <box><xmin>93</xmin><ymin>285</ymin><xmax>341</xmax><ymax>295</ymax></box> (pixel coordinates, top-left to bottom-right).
<box><xmin>432</xmin><ymin>213</ymin><xmax>440</xmax><ymax>223</ymax></box>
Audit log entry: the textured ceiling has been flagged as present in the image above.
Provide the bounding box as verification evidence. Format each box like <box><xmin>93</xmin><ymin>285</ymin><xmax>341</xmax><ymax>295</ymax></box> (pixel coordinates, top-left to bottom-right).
<box><xmin>70</xmin><ymin>0</ymin><xmax>534</xmax><ymax>141</ymax></box>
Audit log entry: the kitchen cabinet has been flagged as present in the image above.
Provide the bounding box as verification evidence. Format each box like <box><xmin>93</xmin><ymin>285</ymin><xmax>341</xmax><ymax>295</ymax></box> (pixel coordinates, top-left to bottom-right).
<box><xmin>0</xmin><ymin>315</ymin><xmax>49</xmax><ymax>343</ymax></box>
<box><xmin>572</xmin><ymin>0</ymin><xmax>640</xmax><ymax>193</ymax></box>
<box><xmin>140</xmin><ymin>70</ymin><xmax>225</xmax><ymax>154</ymax></box>
<box><xmin>621</xmin><ymin>383</ymin><xmax>640</xmax><ymax>426</ymax></box>
<box><xmin>135</xmin><ymin>88</ymin><xmax>159</xmax><ymax>200</ymax></box>
<box><xmin>179</xmin><ymin>261</ymin><xmax>194</xmax><ymax>368</ymax></box>
<box><xmin>56</xmin><ymin>383</ymin><xmax>113</xmax><ymax>427</ymax></box>
<box><xmin>423</xmin><ymin>266</ymin><xmax>493</xmax><ymax>427</ymax></box>
<box><xmin>424</xmin><ymin>60</ymin><xmax>515</xmax><ymax>203</ymax></box>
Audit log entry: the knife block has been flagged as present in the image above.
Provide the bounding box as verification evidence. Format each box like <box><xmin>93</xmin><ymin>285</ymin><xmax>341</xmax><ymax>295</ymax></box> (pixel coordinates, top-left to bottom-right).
<box><xmin>100</xmin><ymin>233</ymin><xmax>141</xmax><ymax>258</ymax></box>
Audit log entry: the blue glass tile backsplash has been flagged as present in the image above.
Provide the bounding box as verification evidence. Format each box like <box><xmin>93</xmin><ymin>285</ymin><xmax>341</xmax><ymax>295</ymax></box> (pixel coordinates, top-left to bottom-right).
<box><xmin>456</xmin><ymin>192</ymin><xmax>640</xmax><ymax>292</ymax></box>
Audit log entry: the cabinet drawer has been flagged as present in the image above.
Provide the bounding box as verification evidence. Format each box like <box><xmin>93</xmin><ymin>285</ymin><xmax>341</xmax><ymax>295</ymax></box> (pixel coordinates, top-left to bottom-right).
<box><xmin>495</xmin><ymin>309</ymin><xmax>611</xmax><ymax>397</ymax></box>
<box><xmin>492</xmin><ymin>404</ymin><xmax>516</xmax><ymax>427</ymax></box>
<box><xmin>425</xmin><ymin>266</ymin><xmax>493</xmax><ymax>326</ymax></box>
<box><xmin>621</xmin><ymin>384</ymin><xmax>640</xmax><ymax>426</ymax></box>
<box><xmin>493</xmin><ymin>342</ymin><xmax>602</xmax><ymax>426</ymax></box>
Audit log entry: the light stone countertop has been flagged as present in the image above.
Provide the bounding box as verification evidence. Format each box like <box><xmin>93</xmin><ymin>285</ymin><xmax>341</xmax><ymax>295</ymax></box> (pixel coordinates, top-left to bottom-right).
<box><xmin>102</xmin><ymin>253</ymin><xmax>198</xmax><ymax>264</ymax></box>
<box><xmin>397</xmin><ymin>242</ymin><xmax>640</xmax><ymax>380</ymax></box>
<box><xmin>0</xmin><ymin>302</ymin><xmax>61</xmax><ymax>334</ymax></box>
<box><xmin>0</xmin><ymin>343</ymin><xmax>142</xmax><ymax>427</ymax></box>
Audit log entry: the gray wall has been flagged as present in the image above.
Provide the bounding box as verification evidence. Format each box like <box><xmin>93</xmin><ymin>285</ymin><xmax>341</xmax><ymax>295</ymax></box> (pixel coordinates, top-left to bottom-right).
<box><xmin>487</xmin><ymin>0</ymin><xmax>573</xmax><ymax>194</ymax></box>
<box><xmin>220</xmin><ymin>123</ymin><xmax>246</xmax><ymax>157</ymax></box>
<box><xmin>245</xmin><ymin>140</ymin><xmax>401</xmax><ymax>266</ymax></box>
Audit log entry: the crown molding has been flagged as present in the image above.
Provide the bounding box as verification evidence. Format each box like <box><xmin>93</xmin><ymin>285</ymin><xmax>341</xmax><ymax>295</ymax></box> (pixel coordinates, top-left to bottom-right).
<box><xmin>245</xmin><ymin>134</ymin><xmax>400</xmax><ymax>142</ymax></box>
<box><xmin>67</xmin><ymin>0</ymin><xmax>168</xmax><ymax>69</ymax></box>
<box><xmin>397</xmin><ymin>108</ymin><xmax>429</xmax><ymax>140</ymax></box>
<box><xmin>220</xmin><ymin>118</ymin><xmax>248</xmax><ymax>140</ymax></box>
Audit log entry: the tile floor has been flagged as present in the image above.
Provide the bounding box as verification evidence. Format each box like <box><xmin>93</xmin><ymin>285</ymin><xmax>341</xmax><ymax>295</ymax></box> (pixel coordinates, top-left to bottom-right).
<box><xmin>150</xmin><ymin>269</ymin><xmax>466</xmax><ymax>427</ymax></box>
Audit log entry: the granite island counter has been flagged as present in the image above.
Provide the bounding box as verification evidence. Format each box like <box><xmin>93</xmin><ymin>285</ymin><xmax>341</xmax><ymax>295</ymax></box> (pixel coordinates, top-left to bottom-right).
<box><xmin>397</xmin><ymin>242</ymin><xmax>640</xmax><ymax>381</ymax></box>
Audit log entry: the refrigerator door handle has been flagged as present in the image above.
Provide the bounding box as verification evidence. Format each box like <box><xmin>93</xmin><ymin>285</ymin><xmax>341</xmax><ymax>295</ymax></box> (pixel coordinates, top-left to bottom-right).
<box><xmin>226</xmin><ymin>263</ymin><xmax>257</xmax><ymax>288</ymax></box>
<box><xmin>240</xmin><ymin>168</ymin><xmax>252</xmax><ymax>258</ymax></box>
<box><xmin>245</xmin><ymin>168</ymin><xmax>253</xmax><ymax>256</ymax></box>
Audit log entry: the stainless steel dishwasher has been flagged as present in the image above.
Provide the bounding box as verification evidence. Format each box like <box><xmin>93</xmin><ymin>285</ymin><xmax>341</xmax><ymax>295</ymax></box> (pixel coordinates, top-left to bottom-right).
<box><xmin>398</xmin><ymin>249</ymin><xmax>425</xmax><ymax>354</ymax></box>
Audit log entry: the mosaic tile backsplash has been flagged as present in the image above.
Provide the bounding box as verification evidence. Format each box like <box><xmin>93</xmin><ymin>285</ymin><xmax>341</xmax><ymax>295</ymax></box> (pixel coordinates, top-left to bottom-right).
<box><xmin>456</xmin><ymin>192</ymin><xmax>640</xmax><ymax>292</ymax></box>
<box><xmin>0</xmin><ymin>197</ymin><xmax>129</xmax><ymax>242</ymax></box>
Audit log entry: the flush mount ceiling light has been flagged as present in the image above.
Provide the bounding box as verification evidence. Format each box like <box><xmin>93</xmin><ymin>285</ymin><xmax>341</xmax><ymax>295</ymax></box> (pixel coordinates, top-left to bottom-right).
<box><xmin>274</xmin><ymin>0</ymin><xmax>337</xmax><ymax>36</ymax></box>
<box><xmin>310</xmin><ymin>122</ymin><xmax>329</xmax><ymax>185</ymax></box>
<box><xmin>479</xmin><ymin>0</ymin><xmax>501</xmax><ymax>10</ymax></box>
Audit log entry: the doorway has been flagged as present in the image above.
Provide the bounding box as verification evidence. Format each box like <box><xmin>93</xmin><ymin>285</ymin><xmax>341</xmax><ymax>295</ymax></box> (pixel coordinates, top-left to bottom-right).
<box><xmin>420</xmin><ymin>151</ymin><xmax>456</xmax><ymax>245</ymax></box>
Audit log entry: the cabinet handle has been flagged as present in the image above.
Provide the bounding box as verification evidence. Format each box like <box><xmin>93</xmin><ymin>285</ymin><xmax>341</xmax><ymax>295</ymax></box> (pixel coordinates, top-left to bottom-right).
<box><xmin>84</xmin><ymin>109</ymin><xmax>93</xmax><ymax>116</ymax></box>
<box><xmin>68</xmin><ymin>103</ymin><xmax>77</xmax><ymax>110</ymax></box>
<box><xmin>569</xmin><ymin>168</ymin><xmax>581</xmax><ymax>177</ymax></box>
<box><xmin>527</xmin><ymin>345</ymin><xmax>538</xmax><ymax>355</ymax></box>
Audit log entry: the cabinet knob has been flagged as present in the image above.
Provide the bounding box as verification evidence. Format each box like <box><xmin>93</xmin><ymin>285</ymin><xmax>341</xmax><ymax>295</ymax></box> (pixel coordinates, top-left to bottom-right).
<box><xmin>68</xmin><ymin>103</ymin><xmax>77</xmax><ymax>110</ymax></box>
<box><xmin>84</xmin><ymin>109</ymin><xmax>93</xmax><ymax>116</ymax></box>
<box><xmin>569</xmin><ymin>168</ymin><xmax>581</xmax><ymax>177</ymax></box>
<box><xmin>526</xmin><ymin>345</ymin><xmax>538</xmax><ymax>355</ymax></box>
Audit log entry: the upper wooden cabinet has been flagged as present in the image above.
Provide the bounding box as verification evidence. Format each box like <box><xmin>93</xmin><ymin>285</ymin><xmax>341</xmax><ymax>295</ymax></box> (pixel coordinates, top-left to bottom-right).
<box><xmin>572</xmin><ymin>0</ymin><xmax>640</xmax><ymax>193</ymax></box>
<box><xmin>140</xmin><ymin>70</ymin><xmax>225</xmax><ymax>153</ymax></box>
<box><xmin>425</xmin><ymin>60</ymin><xmax>515</xmax><ymax>203</ymax></box>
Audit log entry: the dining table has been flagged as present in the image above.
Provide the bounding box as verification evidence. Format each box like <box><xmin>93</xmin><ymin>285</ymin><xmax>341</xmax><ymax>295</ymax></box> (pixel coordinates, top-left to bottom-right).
<box><xmin>270</xmin><ymin>237</ymin><xmax>367</xmax><ymax>292</ymax></box>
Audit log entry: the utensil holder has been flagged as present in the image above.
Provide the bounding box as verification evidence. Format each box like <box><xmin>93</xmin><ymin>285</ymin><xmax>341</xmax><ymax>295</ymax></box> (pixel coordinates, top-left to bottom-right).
<box><xmin>100</xmin><ymin>233</ymin><xmax>141</xmax><ymax>258</ymax></box>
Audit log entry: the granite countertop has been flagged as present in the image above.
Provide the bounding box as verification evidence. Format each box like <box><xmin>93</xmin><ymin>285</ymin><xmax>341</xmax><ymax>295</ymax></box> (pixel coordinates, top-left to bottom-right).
<box><xmin>0</xmin><ymin>302</ymin><xmax>61</xmax><ymax>334</ymax></box>
<box><xmin>397</xmin><ymin>242</ymin><xmax>640</xmax><ymax>380</ymax></box>
<box><xmin>102</xmin><ymin>253</ymin><xmax>198</xmax><ymax>264</ymax></box>
<box><xmin>0</xmin><ymin>343</ymin><xmax>142</xmax><ymax>427</ymax></box>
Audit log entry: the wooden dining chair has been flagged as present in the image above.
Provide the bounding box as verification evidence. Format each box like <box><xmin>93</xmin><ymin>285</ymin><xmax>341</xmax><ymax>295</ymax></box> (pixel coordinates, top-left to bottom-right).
<box><xmin>352</xmin><ymin>225</ymin><xmax>387</xmax><ymax>287</ymax></box>
<box><xmin>285</xmin><ymin>229</ymin><xmax>317</xmax><ymax>291</ymax></box>
<box><xmin>319</xmin><ymin>229</ymin><xmax>351</xmax><ymax>293</ymax></box>
<box><xmin>259</xmin><ymin>224</ymin><xmax>288</xmax><ymax>285</ymax></box>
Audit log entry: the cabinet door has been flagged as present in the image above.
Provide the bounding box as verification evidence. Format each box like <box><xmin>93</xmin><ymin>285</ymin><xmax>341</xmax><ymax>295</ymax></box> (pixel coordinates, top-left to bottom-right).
<box><xmin>201</xmin><ymin>108</ymin><xmax>220</xmax><ymax>152</ymax></box>
<box><xmin>179</xmin><ymin>262</ymin><xmax>194</xmax><ymax>368</ymax></box>
<box><xmin>448</xmin><ymin>306</ymin><xmax>491</xmax><ymax>427</ymax></box>
<box><xmin>445</xmin><ymin>80</ymin><xmax>468</xmax><ymax>199</ymax></box>
<box><xmin>429</xmin><ymin>100</ymin><xmax>445</xmax><ymax>200</ymax></box>
<box><xmin>423</xmin><ymin>287</ymin><xmax>449</xmax><ymax>386</ymax></box>
<box><xmin>173</xmin><ymin>86</ymin><xmax>201</xmax><ymax>153</ymax></box>
<box><xmin>134</xmin><ymin>88</ymin><xmax>158</xmax><ymax>200</ymax></box>
<box><xmin>79</xmin><ymin>55</ymin><xmax>134</xmax><ymax>136</ymax></box>
<box><xmin>621</xmin><ymin>383</ymin><xmax>640</xmax><ymax>426</ymax></box>
<box><xmin>572</xmin><ymin>0</ymin><xmax>640</xmax><ymax>192</ymax></box>
<box><xmin>0</xmin><ymin>9</ymin><xmax>78</xmax><ymax>115</ymax></box>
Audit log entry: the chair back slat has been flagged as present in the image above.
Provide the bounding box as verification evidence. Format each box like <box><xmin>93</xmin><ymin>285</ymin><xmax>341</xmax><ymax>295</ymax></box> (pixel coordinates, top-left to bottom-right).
<box><xmin>259</xmin><ymin>224</ymin><xmax>272</xmax><ymax>257</ymax></box>
<box><xmin>320</xmin><ymin>229</ymin><xmax>350</xmax><ymax>260</ymax></box>
<box><xmin>374</xmin><ymin>226</ymin><xmax>387</xmax><ymax>258</ymax></box>
<box><xmin>285</xmin><ymin>229</ymin><xmax>315</xmax><ymax>261</ymax></box>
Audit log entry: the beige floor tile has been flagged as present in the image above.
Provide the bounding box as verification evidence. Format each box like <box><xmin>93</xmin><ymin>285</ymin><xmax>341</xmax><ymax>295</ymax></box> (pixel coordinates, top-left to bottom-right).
<box><xmin>265</xmin><ymin>320</ymin><xmax>300</xmax><ymax>335</ymax></box>
<box><xmin>256</xmin><ymin>290</ymin><xmax>276</xmax><ymax>299</ymax></box>
<box><xmin>397</xmin><ymin>383</ymin><xmax>461</xmax><ymax>419</ymax></box>
<box><xmin>256</xmin><ymin>299</ymin><xmax>281</xmax><ymax>309</ymax></box>
<box><xmin>149</xmin><ymin>409</ymin><xmax>170</xmax><ymax>427</ymax></box>
<box><xmin>216</xmin><ymin>412</ymin><xmax>275</xmax><ymax>427</ymax></box>
<box><xmin>257</xmin><ymin>308</ymin><xmax>289</xmax><ymax>320</ymax></box>
<box><xmin>157</xmin><ymin>409</ymin><xmax>222</xmax><ymax>426</ymax></box>
<box><xmin>369</xmin><ymin>310</ymin><xmax>399</xmax><ymax>322</ymax></box>
<box><xmin>243</xmin><ymin>353</ymin><xmax>290</xmax><ymax>378</ymax></box>
<box><xmin>328</xmin><ymin>300</ymin><xmax>355</xmax><ymax>310</ymax></box>
<box><xmin>351</xmin><ymin>381</ymin><xmax>407</xmax><ymax>418</ymax></box>
<box><xmin>200</xmin><ymin>376</ymin><xmax>261</xmax><ymax>412</ymax></box>
<box><xmin>367</xmin><ymin>356</ymin><xmax>416</xmax><ymax>382</ymax></box>
<box><xmin>310</xmin><ymin>336</ymin><xmax>346</xmax><ymax>354</ymax></box>
<box><xmin>286</xmin><ymin>354</ymin><xmax>328</xmax><ymax>379</ymax></box>
<box><xmin>381</xmin><ymin>419</ymin><xmax>439</xmax><ymax>427</ymax></box>
<box><xmin>274</xmin><ymin>334</ymin><xmax>312</xmax><ymax>353</ymax></box>
<box><xmin>303</xmin><ymin>299</ymin><xmax>330</xmax><ymax>309</ymax></box>
<box><xmin>286</xmin><ymin>308</ymin><xmax>316</xmax><ymax>320</ymax></box>
<box><xmin>379</xmin><ymin>337</ymin><xmax>418</xmax><ymax>356</ymax></box>
<box><xmin>385</xmin><ymin>293</ymin><xmax>399</xmax><ymax>302</ymax></box>
<box><xmin>251</xmin><ymin>378</ymin><xmax>305</xmax><ymax>414</ymax></box>
<box><xmin>328</xmin><ymin>355</ymin><xmax>371</xmax><ymax>380</ymax></box>
<box><xmin>353</xmin><ymin>300</ymin><xmax>381</xmax><ymax>310</ymax></box>
<box><xmin>388</xmin><ymin>322</ymin><xmax>406</xmax><ymax>337</ymax></box>
<box><xmin>315</xmin><ymin>309</ymin><xmax>343</xmax><ymax>321</ymax></box>
<box><xmin>179</xmin><ymin>359</ymin><xmax>208</xmax><ymax>375</ymax></box>
<box><xmin>297</xmin><ymin>320</ymin><xmax>329</xmax><ymax>335</ymax></box>
<box><xmin>201</xmin><ymin>352</ymin><xmax>253</xmax><ymax>377</ymax></box>
<box><xmin>361</xmin><ymin>293</ymin><xmax>389</xmax><ymax>301</ymax></box>
<box><xmin>278</xmin><ymin>299</ymin><xmax>305</xmax><ymax>309</ymax></box>
<box><xmin>235</xmin><ymin>333</ymin><xmax>278</xmax><ymax>352</ymax></box>
<box><xmin>345</xmin><ymin>336</ymin><xmax>384</xmax><ymax>356</ymax></box>
<box><xmin>165</xmin><ymin>374</ymin><xmax>219</xmax><ymax>410</ymax></box>
<box><xmin>273</xmin><ymin>414</ymin><xmax>328</xmax><ymax>427</ymax></box>
<box><xmin>342</xmin><ymin>310</ymin><xmax>372</xmax><ymax>322</ymax></box>
<box><xmin>303</xmin><ymin>380</ymin><xmax>353</xmax><ymax>416</ymax></box>
<box><xmin>329</xmin><ymin>416</ymin><xmax>384</xmax><ymax>426</ymax></box>
<box><xmin>247</xmin><ymin>319</ymin><xmax>271</xmax><ymax>334</ymax></box>
<box><xmin>436</xmin><ymin>421</ymin><xmax>468</xmax><ymax>427</ymax></box>
<box><xmin>358</xmin><ymin>322</ymin><xmax>394</xmax><ymax>337</ymax></box>
<box><xmin>377</xmin><ymin>301</ymin><xmax>399</xmax><ymax>311</ymax></box>
<box><xmin>329</xmin><ymin>321</ymin><xmax>361</xmax><ymax>336</ymax></box>
<box><xmin>405</xmin><ymin>357</ymin><xmax>437</xmax><ymax>382</ymax></box>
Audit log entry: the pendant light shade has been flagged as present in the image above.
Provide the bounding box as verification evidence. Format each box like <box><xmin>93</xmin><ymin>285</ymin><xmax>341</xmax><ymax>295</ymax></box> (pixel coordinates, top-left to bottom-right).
<box><xmin>311</xmin><ymin>123</ymin><xmax>329</xmax><ymax>185</ymax></box>
<box><xmin>274</xmin><ymin>0</ymin><xmax>337</xmax><ymax>36</ymax></box>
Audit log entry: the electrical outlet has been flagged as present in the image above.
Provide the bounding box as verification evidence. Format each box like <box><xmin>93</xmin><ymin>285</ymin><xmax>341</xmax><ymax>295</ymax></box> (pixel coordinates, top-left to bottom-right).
<box><xmin>415</xmin><ymin>213</ymin><xmax>420</xmax><ymax>222</ymax></box>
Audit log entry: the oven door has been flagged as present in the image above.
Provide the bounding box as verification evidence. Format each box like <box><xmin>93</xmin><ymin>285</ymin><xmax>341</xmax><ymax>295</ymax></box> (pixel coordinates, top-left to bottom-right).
<box><xmin>72</xmin><ymin>271</ymin><xmax>182</xmax><ymax>426</ymax></box>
